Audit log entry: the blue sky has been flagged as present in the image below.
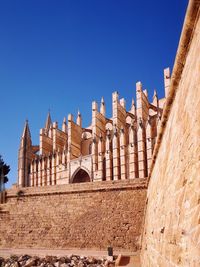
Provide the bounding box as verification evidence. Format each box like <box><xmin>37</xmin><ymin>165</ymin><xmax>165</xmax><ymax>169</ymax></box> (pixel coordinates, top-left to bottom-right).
<box><xmin>0</xmin><ymin>0</ymin><xmax>188</xmax><ymax>188</ymax></box>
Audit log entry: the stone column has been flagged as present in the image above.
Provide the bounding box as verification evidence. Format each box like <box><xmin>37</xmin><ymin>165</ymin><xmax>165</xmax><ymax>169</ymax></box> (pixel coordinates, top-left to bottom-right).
<box><xmin>92</xmin><ymin>101</ymin><xmax>98</xmax><ymax>173</ymax></box>
<box><xmin>42</xmin><ymin>157</ymin><xmax>47</xmax><ymax>186</ymax></box>
<box><xmin>129</xmin><ymin>123</ymin><xmax>138</xmax><ymax>179</ymax></box>
<box><xmin>55</xmin><ymin>151</ymin><xmax>61</xmax><ymax>184</ymax></box>
<box><xmin>34</xmin><ymin>160</ymin><xmax>38</xmax><ymax>186</ymax></box>
<box><xmin>51</xmin><ymin>153</ymin><xmax>56</xmax><ymax>185</ymax></box>
<box><xmin>98</xmin><ymin>134</ymin><xmax>104</xmax><ymax>181</ymax></box>
<box><xmin>38</xmin><ymin>159</ymin><xmax>42</xmax><ymax>186</ymax></box>
<box><xmin>136</xmin><ymin>82</ymin><xmax>148</xmax><ymax>178</ymax></box>
<box><xmin>137</xmin><ymin>120</ymin><xmax>147</xmax><ymax>178</ymax></box>
<box><xmin>47</xmin><ymin>155</ymin><xmax>51</xmax><ymax>185</ymax></box>
<box><xmin>105</xmin><ymin>130</ymin><xmax>112</xmax><ymax>180</ymax></box>
<box><xmin>113</xmin><ymin>126</ymin><xmax>120</xmax><ymax>180</ymax></box>
<box><xmin>30</xmin><ymin>161</ymin><xmax>34</xmax><ymax>186</ymax></box>
<box><xmin>120</xmin><ymin>127</ymin><xmax>126</xmax><ymax>180</ymax></box>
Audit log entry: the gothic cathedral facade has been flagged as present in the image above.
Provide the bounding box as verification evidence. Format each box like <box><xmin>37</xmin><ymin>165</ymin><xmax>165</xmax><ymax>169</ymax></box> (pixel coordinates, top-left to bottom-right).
<box><xmin>18</xmin><ymin>68</ymin><xmax>170</xmax><ymax>187</ymax></box>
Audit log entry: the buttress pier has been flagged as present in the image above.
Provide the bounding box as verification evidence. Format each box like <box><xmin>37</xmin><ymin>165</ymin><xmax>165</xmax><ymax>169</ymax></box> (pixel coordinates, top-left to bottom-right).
<box><xmin>18</xmin><ymin>68</ymin><xmax>170</xmax><ymax>187</ymax></box>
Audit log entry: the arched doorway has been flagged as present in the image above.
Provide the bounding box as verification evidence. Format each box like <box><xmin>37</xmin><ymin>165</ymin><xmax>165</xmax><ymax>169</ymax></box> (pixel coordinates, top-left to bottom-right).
<box><xmin>72</xmin><ymin>168</ymin><xmax>91</xmax><ymax>183</ymax></box>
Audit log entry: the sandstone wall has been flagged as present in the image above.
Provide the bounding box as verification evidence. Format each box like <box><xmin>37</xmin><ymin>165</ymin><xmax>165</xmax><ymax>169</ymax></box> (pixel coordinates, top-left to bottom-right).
<box><xmin>0</xmin><ymin>179</ymin><xmax>147</xmax><ymax>252</ymax></box>
<box><xmin>141</xmin><ymin>3</ymin><xmax>200</xmax><ymax>267</ymax></box>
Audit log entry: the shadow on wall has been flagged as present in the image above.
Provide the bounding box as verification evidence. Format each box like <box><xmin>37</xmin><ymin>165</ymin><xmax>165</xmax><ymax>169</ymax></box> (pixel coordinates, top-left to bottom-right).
<box><xmin>72</xmin><ymin>169</ymin><xmax>91</xmax><ymax>183</ymax></box>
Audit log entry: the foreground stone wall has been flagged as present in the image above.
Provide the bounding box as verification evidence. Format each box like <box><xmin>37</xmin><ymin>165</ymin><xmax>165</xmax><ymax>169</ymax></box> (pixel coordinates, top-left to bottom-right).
<box><xmin>141</xmin><ymin>2</ymin><xmax>200</xmax><ymax>267</ymax></box>
<box><xmin>0</xmin><ymin>179</ymin><xmax>147</xmax><ymax>252</ymax></box>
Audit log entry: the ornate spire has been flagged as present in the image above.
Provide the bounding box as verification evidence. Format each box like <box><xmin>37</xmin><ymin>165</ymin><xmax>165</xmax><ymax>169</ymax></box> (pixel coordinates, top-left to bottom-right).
<box><xmin>45</xmin><ymin>112</ymin><xmax>52</xmax><ymax>131</ymax></box>
<box><xmin>22</xmin><ymin>120</ymin><xmax>31</xmax><ymax>140</ymax></box>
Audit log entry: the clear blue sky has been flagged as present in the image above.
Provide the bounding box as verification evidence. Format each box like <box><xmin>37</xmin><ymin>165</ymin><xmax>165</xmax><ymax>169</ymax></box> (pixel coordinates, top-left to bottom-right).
<box><xmin>0</xmin><ymin>0</ymin><xmax>188</xmax><ymax>188</ymax></box>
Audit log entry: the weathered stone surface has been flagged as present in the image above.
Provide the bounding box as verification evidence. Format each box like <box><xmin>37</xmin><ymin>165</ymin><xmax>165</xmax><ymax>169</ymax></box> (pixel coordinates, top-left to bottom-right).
<box><xmin>141</xmin><ymin>1</ymin><xmax>200</xmax><ymax>266</ymax></box>
<box><xmin>0</xmin><ymin>180</ymin><xmax>147</xmax><ymax>251</ymax></box>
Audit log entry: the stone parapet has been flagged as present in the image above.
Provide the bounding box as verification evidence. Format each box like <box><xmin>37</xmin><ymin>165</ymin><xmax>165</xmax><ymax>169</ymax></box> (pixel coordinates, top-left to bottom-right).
<box><xmin>0</xmin><ymin>179</ymin><xmax>147</xmax><ymax>252</ymax></box>
<box><xmin>7</xmin><ymin>178</ymin><xmax>147</xmax><ymax>197</ymax></box>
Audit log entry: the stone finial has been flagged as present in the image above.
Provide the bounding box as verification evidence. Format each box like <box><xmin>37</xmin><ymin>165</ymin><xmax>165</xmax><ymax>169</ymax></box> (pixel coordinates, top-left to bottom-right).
<box><xmin>53</xmin><ymin>122</ymin><xmax>58</xmax><ymax>129</ymax></box>
<box><xmin>76</xmin><ymin>109</ymin><xmax>82</xmax><ymax>127</ymax></box>
<box><xmin>45</xmin><ymin>112</ymin><xmax>52</xmax><ymax>131</ymax></box>
<box><xmin>68</xmin><ymin>114</ymin><xmax>73</xmax><ymax>122</ymax></box>
<box><xmin>92</xmin><ymin>101</ymin><xmax>98</xmax><ymax>112</ymax></box>
<box><xmin>112</xmin><ymin>91</ymin><xmax>119</xmax><ymax>102</ymax></box>
<box><xmin>100</xmin><ymin>97</ymin><xmax>106</xmax><ymax>116</ymax></box>
<box><xmin>63</xmin><ymin>117</ymin><xmax>66</xmax><ymax>123</ymax></box>
<box><xmin>22</xmin><ymin>120</ymin><xmax>31</xmax><ymax>140</ymax></box>
<box><xmin>136</xmin><ymin>81</ymin><xmax>142</xmax><ymax>92</ymax></box>
<box><xmin>120</xmin><ymin>98</ymin><xmax>126</xmax><ymax>109</ymax></box>
<box><xmin>153</xmin><ymin>89</ymin><xmax>158</xmax><ymax>106</ymax></box>
<box><xmin>62</xmin><ymin>117</ymin><xmax>67</xmax><ymax>133</ymax></box>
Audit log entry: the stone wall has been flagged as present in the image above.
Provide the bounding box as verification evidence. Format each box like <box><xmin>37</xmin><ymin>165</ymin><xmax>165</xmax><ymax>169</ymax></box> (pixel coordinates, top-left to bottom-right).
<box><xmin>0</xmin><ymin>179</ymin><xmax>147</xmax><ymax>252</ymax></box>
<box><xmin>141</xmin><ymin>2</ymin><xmax>200</xmax><ymax>266</ymax></box>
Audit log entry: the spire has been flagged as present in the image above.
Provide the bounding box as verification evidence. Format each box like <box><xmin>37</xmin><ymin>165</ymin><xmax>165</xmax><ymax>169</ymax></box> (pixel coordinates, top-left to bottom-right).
<box><xmin>45</xmin><ymin>112</ymin><xmax>52</xmax><ymax>131</ymax></box>
<box><xmin>62</xmin><ymin>117</ymin><xmax>67</xmax><ymax>133</ymax></box>
<box><xmin>18</xmin><ymin>120</ymin><xmax>32</xmax><ymax>187</ymax></box>
<box><xmin>76</xmin><ymin>109</ymin><xmax>82</xmax><ymax>127</ymax></box>
<box><xmin>22</xmin><ymin>120</ymin><xmax>31</xmax><ymax>140</ymax></box>
<box><xmin>100</xmin><ymin>97</ymin><xmax>106</xmax><ymax>116</ymax></box>
<box><xmin>153</xmin><ymin>89</ymin><xmax>157</xmax><ymax>98</ymax></box>
<box><xmin>153</xmin><ymin>89</ymin><xmax>158</xmax><ymax>106</ymax></box>
<box><xmin>130</xmin><ymin>98</ymin><xmax>136</xmax><ymax>114</ymax></box>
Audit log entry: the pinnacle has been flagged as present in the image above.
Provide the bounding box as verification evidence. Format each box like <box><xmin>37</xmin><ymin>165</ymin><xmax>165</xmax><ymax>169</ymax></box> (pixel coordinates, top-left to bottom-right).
<box><xmin>45</xmin><ymin>112</ymin><xmax>52</xmax><ymax>130</ymax></box>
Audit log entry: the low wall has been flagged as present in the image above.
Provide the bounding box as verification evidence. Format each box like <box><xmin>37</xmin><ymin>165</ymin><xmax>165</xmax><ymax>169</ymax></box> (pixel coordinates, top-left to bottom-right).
<box><xmin>0</xmin><ymin>179</ymin><xmax>147</xmax><ymax>252</ymax></box>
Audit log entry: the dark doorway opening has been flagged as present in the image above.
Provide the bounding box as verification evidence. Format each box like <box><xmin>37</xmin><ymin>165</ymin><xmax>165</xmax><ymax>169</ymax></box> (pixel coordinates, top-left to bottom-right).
<box><xmin>72</xmin><ymin>169</ymin><xmax>90</xmax><ymax>183</ymax></box>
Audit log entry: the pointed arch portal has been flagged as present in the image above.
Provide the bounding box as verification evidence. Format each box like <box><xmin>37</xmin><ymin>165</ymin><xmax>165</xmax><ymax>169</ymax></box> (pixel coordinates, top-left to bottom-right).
<box><xmin>72</xmin><ymin>168</ymin><xmax>91</xmax><ymax>183</ymax></box>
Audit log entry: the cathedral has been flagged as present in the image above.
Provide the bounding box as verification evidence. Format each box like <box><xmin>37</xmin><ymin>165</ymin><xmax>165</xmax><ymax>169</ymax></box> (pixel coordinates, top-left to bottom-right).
<box><xmin>18</xmin><ymin>68</ymin><xmax>170</xmax><ymax>187</ymax></box>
